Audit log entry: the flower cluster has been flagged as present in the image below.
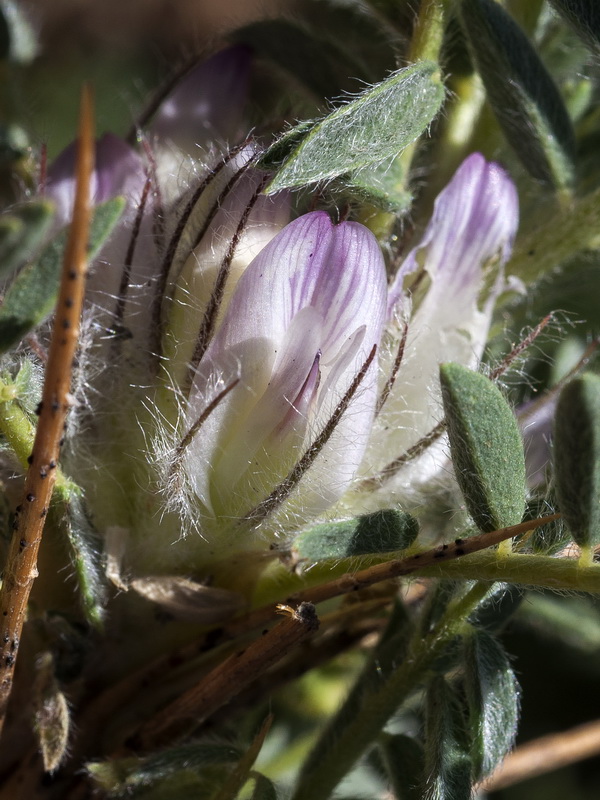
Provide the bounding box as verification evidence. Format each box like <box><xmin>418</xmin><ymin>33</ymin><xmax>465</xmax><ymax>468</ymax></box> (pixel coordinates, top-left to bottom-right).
<box><xmin>42</xmin><ymin>52</ymin><xmax>519</xmax><ymax>584</ymax></box>
<box><xmin>4</xmin><ymin>5</ymin><xmax>600</xmax><ymax>795</ymax></box>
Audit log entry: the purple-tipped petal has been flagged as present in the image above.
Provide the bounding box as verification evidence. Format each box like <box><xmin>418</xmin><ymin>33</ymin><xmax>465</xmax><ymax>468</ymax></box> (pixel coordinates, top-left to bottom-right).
<box><xmin>367</xmin><ymin>155</ymin><xmax>519</xmax><ymax>494</ymax></box>
<box><xmin>150</xmin><ymin>45</ymin><xmax>252</xmax><ymax>151</ymax></box>
<box><xmin>185</xmin><ymin>211</ymin><xmax>387</xmax><ymax>522</ymax></box>
<box><xmin>388</xmin><ymin>153</ymin><xmax>519</xmax><ymax>315</ymax></box>
<box><xmin>46</xmin><ymin>132</ymin><xmax>146</xmax><ymax>227</ymax></box>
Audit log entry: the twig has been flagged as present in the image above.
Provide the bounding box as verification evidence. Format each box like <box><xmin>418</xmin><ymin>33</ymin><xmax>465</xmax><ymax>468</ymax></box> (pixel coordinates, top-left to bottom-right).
<box><xmin>220</xmin><ymin>514</ymin><xmax>560</xmax><ymax>643</ymax></box>
<box><xmin>0</xmin><ymin>87</ymin><xmax>94</xmax><ymax>734</ymax></box>
<box><xmin>135</xmin><ymin>602</ymin><xmax>319</xmax><ymax>751</ymax></box>
<box><xmin>482</xmin><ymin>718</ymin><xmax>600</xmax><ymax>791</ymax></box>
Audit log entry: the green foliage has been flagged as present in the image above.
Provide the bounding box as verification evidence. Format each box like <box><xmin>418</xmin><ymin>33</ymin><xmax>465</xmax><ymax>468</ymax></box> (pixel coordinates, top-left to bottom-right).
<box><xmin>423</xmin><ymin>676</ymin><xmax>472</xmax><ymax>800</ymax></box>
<box><xmin>440</xmin><ymin>363</ymin><xmax>526</xmax><ymax>533</ymax></box>
<box><xmin>87</xmin><ymin>742</ymin><xmax>242</xmax><ymax>798</ymax></box>
<box><xmin>262</xmin><ymin>61</ymin><xmax>444</xmax><ymax>192</ymax></box>
<box><xmin>458</xmin><ymin>0</ymin><xmax>576</xmax><ymax>188</ymax></box>
<box><xmin>292</xmin><ymin>509</ymin><xmax>419</xmax><ymax>562</ymax></box>
<box><xmin>343</xmin><ymin>158</ymin><xmax>413</xmax><ymax>212</ymax></box>
<box><xmin>0</xmin><ymin>200</ymin><xmax>54</xmax><ymax>279</ymax></box>
<box><xmin>51</xmin><ymin>491</ymin><xmax>107</xmax><ymax>627</ymax></box>
<box><xmin>0</xmin><ymin>197</ymin><xmax>125</xmax><ymax>353</ymax></box>
<box><xmin>463</xmin><ymin>627</ymin><xmax>519</xmax><ymax>779</ymax></box>
<box><xmin>553</xmin><ymin>373</ymin><xmax>600</xmax><ymax>549</ymax></box>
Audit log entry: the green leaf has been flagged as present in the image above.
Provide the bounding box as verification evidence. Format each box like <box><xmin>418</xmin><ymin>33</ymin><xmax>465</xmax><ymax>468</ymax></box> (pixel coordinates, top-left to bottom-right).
<box><xmin>292</xmin><ymin>509</ymin><xmax>419</xmax><ymax>563</ymax></box>
<box><xmin>264</xmin><ymin>61</ymin><xmax>444</xmax><ymax>192</ymax></box>
<box><xmin>258</xmin><ymin>121</ymin><xmax>316</xmax><ymax>172</ymax></box>
<box><xmin>468</xmin><ymin>583</ymin><xmax>523</xmax><ymax>633</ymax></box>
<box><xmin>0</xmin><ymin>200</ymin><xmax>54</xmax><ymax>280</ymax></box>
<box><xmin>458</xmin><ymin>0</ymin><xmax>576</xmax><ymax>188</ymax></box>
<box><xmin>525</xmin><ymin>496</ymin><xmax>569</xmax><ymax>555</ymax></box>
<box><xmin>88</xmin><ymin>741</ymin><xmax>241</xmax><ymax>796</ymax></box>
<box><xmin>378</xmin><ymin>733</ymin><xmax>424</xmax><ymax>800</ymax></box>
<box><xmin>51</xmin><ymin>491</ymin><xmax>107</xmax><ymax>627</ymax></box>
<box><xmin>463</xmin><ymin>628</ymin><xmax>519</xmax><ymax>780</ymax></box>
<box><xmin>439</xmin><ymin>362</ymin><xmax>526</xmax><ymax>533</ymax></box>
<box><xmin>343</xmin><ymin>159</ymin><xmax>413</xmax><ymax>212</ymax></box>
<box><xmin>553</xmin><ymin>373</ymin><xmax>600</xmax><ymax>549</ymax></box>
<box><xmin>250</xmin><ymin>773</ymin><xmax>278</xmax><ymax>800</ymax></box>
<box><xmin>548</xmin><ymin>0</ymin><xmax>600</xmax><ymax>55</ymax></box>
<box><xmin>423</xmin><ymin>676</ymin><xmax>472</xmax><ymax>800</ymax></box>
<box><xmin>0</xmin><ymin>197</ymin><xmax>125</xmax><ymax>354</ymax></box>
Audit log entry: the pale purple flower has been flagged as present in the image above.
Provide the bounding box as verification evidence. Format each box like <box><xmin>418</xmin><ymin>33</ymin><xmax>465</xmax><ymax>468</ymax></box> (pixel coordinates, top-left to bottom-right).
<box><xmin>359</xmin><ymin>153</ymin><xmax>519</xmax><ymax>502</ymax></box>
<box><xmin>150</xmin><ymin>45</ymin><xmax>252</xmax><ymax>150</ymax></box>
<box><xmin>46</xmin><ymin>132</ymin><xmax>146</xmax><ymax>227</ymax></box>
<box><xmin>182</xmin><ymin>211</ymin><xmax>387</xmax><ymax>534</ymax></box>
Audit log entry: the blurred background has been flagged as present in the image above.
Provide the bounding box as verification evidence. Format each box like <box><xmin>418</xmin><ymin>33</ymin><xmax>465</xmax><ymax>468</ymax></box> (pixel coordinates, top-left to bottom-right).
<box><xmin>1</xmin><ymin>0</ymin><xmax>285</xmax><ymax>158</ymax></box>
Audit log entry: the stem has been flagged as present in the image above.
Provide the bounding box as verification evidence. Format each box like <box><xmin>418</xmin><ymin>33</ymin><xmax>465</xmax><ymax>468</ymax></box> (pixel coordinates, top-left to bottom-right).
<box><xmin>416</xmin><ymin>550</ymin><xmax>600</xmax><ymax>594</ymax></box>
<box><xmin>291</xmin><ymin>583</ymin><xmax>490</xmax><ymax>800</ymax></box>
<box><xmin>0</xmin><ymin>378</ymin><xmax>80</xmax><ymax>498</ymax></box>
<box><xmin>0</xmin><ymin>86</ymin><xmax>94</xmax><ymax>734</ymax></box>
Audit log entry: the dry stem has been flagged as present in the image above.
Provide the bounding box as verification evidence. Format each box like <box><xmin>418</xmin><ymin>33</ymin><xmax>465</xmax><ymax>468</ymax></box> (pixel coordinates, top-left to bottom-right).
<box><xmin>0</xmin><ymin>87</ymin><xmax>94</xmax><ymax>733</ymax></box>
<box><xmin>482</xmin><ymin>718</ymin><xmax>600</xmax><ymax>790</ymax></box>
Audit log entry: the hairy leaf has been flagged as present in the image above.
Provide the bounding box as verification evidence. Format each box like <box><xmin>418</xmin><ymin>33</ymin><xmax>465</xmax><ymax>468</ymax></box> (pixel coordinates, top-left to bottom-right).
<box><xmin>553</xmin><ymin>373</ymin><xmax>600</xmax><ymax>549</ymax></box>
<box><xmin>264</xmin><ymin>61</ymin><xmax>444</xmax><ymax>192</ymax></box>
<box><xmin>463</xmin><ymin>628</ymin><xmax>520</xmax><ymax>779</ymax></box>
<box><xmin>0</xmin><ymin>200</ymin><xmax>54</xmax><ymax>279</ymax></box>
<box><xmin>0</xmin><ymin>197</ymin><xmax>125</xmax><ymax>353</ymax></box>
<box><xmin>440</xmin><ymin>363</ymin><xmax>526</xmax><ymax>533</ymax></box>
<box><xmin>423</xmin><ymin>676</ymin><xmax>472</xmax><ymax>800</ymax></box>
<box><xmin>87</xmin><ymin>742</ymin><xmax>241</xmax><ymax>796</ymax></box>
<box><xmin>459</xmin><ymin>0</ymin><xmax>576</xmax><ymax>188</ymax></box>
<box><xmin>32</xmin><ymin>652</ymin><xmax>70</xmax><ymax>773</ymax></box>
<box><xmin>292</xmin><ymin>508</ymin><xmax>419</xmax><ymax>563</ymax></box>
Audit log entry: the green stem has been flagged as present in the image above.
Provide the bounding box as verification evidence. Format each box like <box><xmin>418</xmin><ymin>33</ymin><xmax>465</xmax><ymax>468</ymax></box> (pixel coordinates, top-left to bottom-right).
<box><xmin>291</xmin><ymin>583</ymin><xmax>490</xmax><ymax>800</ymax></box>
<box><xmin>0</xmin><ymin>376</ymin><xmax>80</xmax><ymax>497</ymax></box>
<box><xmin>417</xmin><ymin>550</ymin><xmax>600</xmax><ymax>593</ymax></box>
<box><xmin>252</xmin><ymin>548</ymin><xmax>600</xmax><ymax>609</ymax></box>
<box><xmin>0</xmin><ymin>378</ymin><xmax>35</xmax><ymax>466</ymax></box>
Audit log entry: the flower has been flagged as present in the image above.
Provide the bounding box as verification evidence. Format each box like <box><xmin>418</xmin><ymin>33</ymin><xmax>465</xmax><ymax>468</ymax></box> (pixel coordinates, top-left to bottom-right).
<box><xmin>179</xmin><ymin>211</ymin><xmax>388</xmax><ymax>542</ymax></box>
<box><xmin>355</xmin><ymin>153</ymin><xmax>519</xmax><ymax>508</ymax></box>
<box><xmin>43</xmin><ymin>89</ymin><xmax>518</xmax><ymax>578</ymax></box>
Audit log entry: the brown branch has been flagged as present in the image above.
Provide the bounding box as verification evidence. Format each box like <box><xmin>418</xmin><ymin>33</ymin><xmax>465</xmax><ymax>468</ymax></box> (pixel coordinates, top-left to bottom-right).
<box><xmin>482</xmin><ymin>718</ymin><xmax>600</xmax><ymax>791</ymax></box>
<box><xmin>0</xmin><ymin>87</ymin><xmax>94</xmax><ymax>734</ymax></box>
<box><xmin>220</xmin><ymin>514</ymin><xmax>560</xmax><ymax>643</ymax></box>
<box><xmin>135</xmin><ymin>602</ymin><xmax>319</xmax><ymax>751</ymax></box>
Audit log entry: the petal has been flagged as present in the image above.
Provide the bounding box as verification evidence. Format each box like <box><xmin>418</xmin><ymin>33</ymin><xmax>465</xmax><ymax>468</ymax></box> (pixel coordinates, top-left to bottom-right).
<box><xmin>366</xmin><ymin>155</ymin><xmax>519</xmax><ymax>494</ymax></box>
<box><xmin>46</xmin><ymin>133</ymin><xmax>146</xmax><ymax>227</ymax></box>
<box><xmin>150</xmin><ymin>45</ymin><xmax>252</xmax><ymax>151</ymax></box>
<box><xmin>387</xmin><ymin>152</ymin><xmax>519</xmax><ymax>316</ymax></box>
<box><xmin>185</xmin><ymin>211</ymin><xmax>388</xmax><ymax>524</ymax></box>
